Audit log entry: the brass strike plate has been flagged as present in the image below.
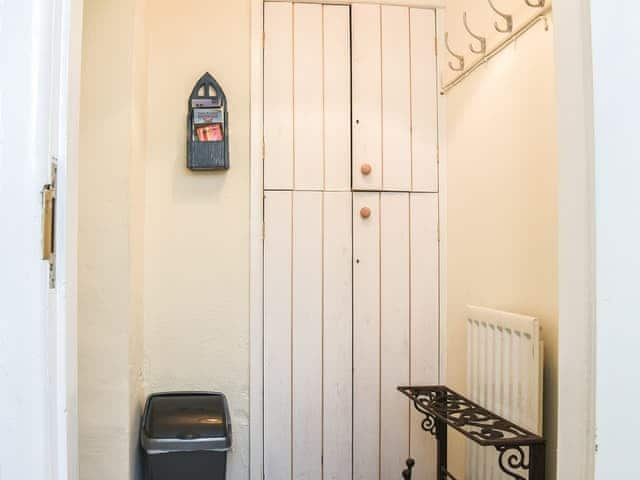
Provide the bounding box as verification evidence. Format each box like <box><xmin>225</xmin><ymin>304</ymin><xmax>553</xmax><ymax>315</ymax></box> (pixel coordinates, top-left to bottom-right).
<box><xmin>42</xmin><ymin>185</ymin><xmax>55</xmax><ymax>262</ymax></box>
<box><xmin>42</xmin><ymin>160</ymin><xmax>57</xmax><ymax>288</ymax></box>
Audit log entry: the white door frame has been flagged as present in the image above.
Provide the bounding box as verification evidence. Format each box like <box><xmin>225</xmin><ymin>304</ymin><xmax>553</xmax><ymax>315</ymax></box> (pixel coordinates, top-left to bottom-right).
<box><xmin>552</xmin><ymin>2</ymin><xmax>597</xmax><ymax>479</ymax></box>
<box><xmin>35</xmin><ymin>0</ymin><xmax>597</xmax><ymax>478</ymax></box>
<box><xmin>53</xmin><ymin>0</ymin><xmax>84</xmax><ymax>478</ymax></box>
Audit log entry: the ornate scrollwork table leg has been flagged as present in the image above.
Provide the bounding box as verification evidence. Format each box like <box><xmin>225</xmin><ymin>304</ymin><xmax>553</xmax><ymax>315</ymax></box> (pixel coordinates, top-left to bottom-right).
<box><xmin>436</xmin><ymin>418</ymin><xmax>448</xmax><ymax>480</ymax></box>
<box><xmin>495</xmin><ymin>446</ymin><xmax>528</xmax><ymax>480</ymax></box>
<box><xmin>413</xmin><ymin>399</ymin><xmax>438</xmax><ymax>438</ymax></box>
<box><xmin>412</xmin><ymin>398</ymin><xmax>446</xmax><ymax>479</ymax></box>
<box><xmin>496</xmin><ymin>444</ymin><xmax>545</xmax><ymax>480</ymax></box>
<box><xmin>529</xmin><ymin>444</ymin><xmax>546</xmax><ymax>480</ymax></box>
<box><xmin>402</xmin><ymin>458</ymin><xmax>415</xmax><ymax>479</ymax></box>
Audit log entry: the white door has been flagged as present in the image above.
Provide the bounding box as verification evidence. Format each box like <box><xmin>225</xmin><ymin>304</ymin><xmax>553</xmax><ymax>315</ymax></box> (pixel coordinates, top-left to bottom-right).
<box><xmin>264</xmin><ymin>191</ymin><xmax>353</xmax><ymax>480</ymax></box>
<box><xmin>264</xmin><ymin>2</ymin><xmax>351</xmax><ymax>192</ymax></box>
<box><xmin>263</xmin><ymin>192</ymin><xmax>439</xmax><ymax>480</ymax></box>
<box><xmin>262</xmin><ymin>3</ymin><xmax>440</xmax><ymax>479</ymax></box>
<box><xmin>352</xmin><ymin>5</ymin><xmax>439</xmax><ymax>193</ymax></box>
<box><xmin>353</xmin><ymin>192</ymin><xmax>439</xmax><ymax>480</ymax></box>
<box><xmin>0</xmin><ymin>0</ymin><xmax>79</xmax><ymax>478</ymax></box>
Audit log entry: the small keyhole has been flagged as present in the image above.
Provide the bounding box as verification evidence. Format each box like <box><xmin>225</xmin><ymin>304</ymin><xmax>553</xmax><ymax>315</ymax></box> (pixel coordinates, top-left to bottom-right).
<box><xmin>355</xmin><ymin>119</ymin><xmax>360</xmax><ymax>125</ymax></box>
<box><xmin>356</xmin><ymin>259</ymin><xmax>360</xmax><ymax>264</ymax></box>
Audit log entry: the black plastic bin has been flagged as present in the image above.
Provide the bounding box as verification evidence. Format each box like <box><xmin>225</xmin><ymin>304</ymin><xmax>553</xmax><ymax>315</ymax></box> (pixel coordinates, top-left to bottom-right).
<box><xmin>141</xmin><ymin>392</ymin><xmax>232</xmax><ymax>480</ymax></box>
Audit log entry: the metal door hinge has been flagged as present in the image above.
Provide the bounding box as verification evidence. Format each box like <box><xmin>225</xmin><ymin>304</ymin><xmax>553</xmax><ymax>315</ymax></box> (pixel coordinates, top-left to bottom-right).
<box><xmin>42</xmin><ymin>161</ymin><xmax>57</xmax><ymax>288</ymax></box>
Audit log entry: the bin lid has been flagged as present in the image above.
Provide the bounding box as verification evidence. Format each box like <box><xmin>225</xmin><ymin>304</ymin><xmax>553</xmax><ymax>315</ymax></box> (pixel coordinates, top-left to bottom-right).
<box><xmin>141</xmin><ymin>392</ymin><xmax>232</xmax><ymax>454</ymax></box>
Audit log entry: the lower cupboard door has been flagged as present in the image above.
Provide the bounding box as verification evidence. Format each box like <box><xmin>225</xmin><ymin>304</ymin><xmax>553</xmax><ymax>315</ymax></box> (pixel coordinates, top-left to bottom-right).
<box><xmin>263</xmin><ymin>191</ymin><xmax>438</xmax><ymax>480</ymax></box>
<box><xmin>264</xmin><ymin>191</ymin><xmax>353</xmax><ymax>480</ymax></box>
<box><xmin>353</xmin><ymin>192</ymin><xmax>440</xmax><ymax>480</ymax></box>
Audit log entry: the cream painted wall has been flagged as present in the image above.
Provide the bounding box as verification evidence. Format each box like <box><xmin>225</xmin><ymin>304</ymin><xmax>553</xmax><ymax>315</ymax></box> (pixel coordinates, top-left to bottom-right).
<box><xmin>80</xmin><ymin>1</ymin><xmax>250</xmax><ymax>478</ymax></box>
<box><xmin>79</xmin><ymin>0</ymin><xmax>147</xmax><ymax>479</ymax></box>
<box><xmin>129</xmin><ymin>1</ymin><xmax>149</xmax><ymax>477</ymax></box>
<box><xmin>142</xmin><ymin>1</ymin><xmax>251</xmax><ymax>478</ymax></box>
<box><xmin>444</xmin><ymin>2</ymin><xmax>558</xmax><ymax>478</ymax></box>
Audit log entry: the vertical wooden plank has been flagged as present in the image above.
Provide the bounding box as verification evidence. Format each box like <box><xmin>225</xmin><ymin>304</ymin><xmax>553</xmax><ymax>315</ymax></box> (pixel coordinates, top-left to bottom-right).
<box><xmin>294</xmin><ymin>4</ymin><xmax>324</xmax><ymax>189</ymax></box>
<box><xmin>381</xmin><ymin>6</ymin><xmax>411</xmax><ymax>191</ymax></box>
<box><xmin>323</xmin><ymin>5</ymin><xmax>351</xmax><ymax>191</ymax></box>
<box><xmin>409</xmin><ymin>193</ymin><xmax>439</xmax><ymax>480</ymax></box>
<box><xmin>264</xmin><ymin>191</ymin><xmax>293</xmax><ymax>480</ymax></box>
<box><xmin>380</xmin><ymin>193</ymin><xmax>410</xmax><ymax>479</ymax></box>
<box><xmin>410</xmin><ymin>8</ymin><xmax>438</xmax><ymax>192</ymax></box>
<box><xmin>292</xmin><ymin>191</ymin><xmax>323</xmax><ymax>480</ymax></box>
<box><xmin>353</xmin><ymin>192</ymin><xmax>380</xmax><ymax>480</ymax></box>
<box><xmin>352</xmin><ymin>5</ymin><xmax>382</xmax><ymax>191</ymax></box>
<box><xmin>264</xmin><ymin>3</ymin><xmax>293</xmax><ymax>189</ymax></box>
<box><xmin>323</xmin><ymin>192</ymin><xmax>353</xmax><ymax>480</ymax></box>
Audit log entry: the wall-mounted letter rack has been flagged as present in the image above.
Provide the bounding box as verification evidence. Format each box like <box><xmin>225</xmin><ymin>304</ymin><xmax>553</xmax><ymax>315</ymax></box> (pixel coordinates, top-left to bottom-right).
<box><xmin>187</xmin><ymin>72</ymin><xmax>229</xmax><ymax>170</ymax></box>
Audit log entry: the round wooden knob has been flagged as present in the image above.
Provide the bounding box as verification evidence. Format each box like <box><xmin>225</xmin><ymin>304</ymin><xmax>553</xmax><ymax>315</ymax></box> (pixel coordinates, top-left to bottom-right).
<box><xmin>360</xmin><ymin>163</ymin><xmax>372</xmax><ymax>176</ymax></box>
<box><xmin>360</xmin><ymin>206</ymin><xmax>372</xmax><ymax>219</ymax></box>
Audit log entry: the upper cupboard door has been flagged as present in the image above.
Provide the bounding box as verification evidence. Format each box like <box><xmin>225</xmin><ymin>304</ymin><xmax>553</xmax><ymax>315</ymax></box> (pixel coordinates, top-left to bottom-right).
<box><xmin>264</xmin><ymin>3</ymin><xmax>351</xmax><ymax>191</ymax></box>
<box><xmin>352</xmin><ymin>6</ymin><xmax>439</xmax><ymax>192</ymax></box>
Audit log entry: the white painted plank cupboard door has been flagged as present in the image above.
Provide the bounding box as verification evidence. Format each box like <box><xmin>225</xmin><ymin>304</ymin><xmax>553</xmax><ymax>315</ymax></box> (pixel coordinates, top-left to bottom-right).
<box><xmin>381</xmin><ymin>7</ymin><xmax>412</xmax><ymax>191</ymax></box>
<box><xmin>409</xmin><ymin>193</ymin><xmax>439</xmax><ymax>480</ymax></box>
<box><xmin>353</xmin><ymin>192</ymin><xmax>381</xmax><ymax>480</ymax></box>
<box><xmin>352</xmin><ymin>6</ymin><xmax>439</xmax><ymax>193</ymax></box>
<box><xmin>410</xmin><ymin>9</ymin><xmax>439</xmax><ymax>193</ymax></box>
<box><xmin>265</xmin><ymin>3</ymin><xmax>350</xmax><ymax>192</ymax></box>
<box><xmin>264</xmin><ymin>191</ymin><xmax>293</xmax><ymax>480</ymax></box>
<box><xmin>352</xmin><ymin>5</ymin><xmax>383</xmax><ymax>191</ymax></box>
<box><xmin>353</xmin><ymin>192</ymin><xmax>440</xmax><ymax>479</ymax></box>
<box><xmin>294</xmin><ymin>5</ymin><xmax>324</xmax><ymax>189</ymax></box>
<box><xmin>292</xmin><ymin>191</ymin><xmax>324</xmax><ymax>480</ymax></box>
<box><xmin>265</xmin><ymin>191</ymin><xmax>353</xmax><ymax>480</ymax></box>
<box><xmin>323</xmin><ymin>6</ymin><xmax>352</xmax><ymax>192</ymax></box>
<box><xmin>264</xmin><ymin>3</ymin><xmax>294</xmax><ymax>190</ymax></box>
<box><xmin>380</xmin><ymin>193</ymin><xmax>411</xmax><ymax>478</ymax></box>
<box><xmin>323</xmin><ymin>192</ymin><xmax>353</xmax><ymax>480</ymax></box>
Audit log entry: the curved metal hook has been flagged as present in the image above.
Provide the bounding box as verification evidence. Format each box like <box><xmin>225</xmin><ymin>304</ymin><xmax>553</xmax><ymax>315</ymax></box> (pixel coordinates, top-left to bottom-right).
<box><xmin>525</xmin><ymin>0</ymin><xmax>546</xmax><ymax>7</ymax></box>
<box><xmin>463</xmin><ymin>12</ymin><xmax>487</xmax><ymax>55</ymax></box>
<box><xmin>444</xmin><ymin>32</ymin><xmax>465</xmax><ymax>72</ymax></box>
<box><xmin>487</xmin><ymin>0</ymin><xmax>513</xmax><ymax>33</ymax></box>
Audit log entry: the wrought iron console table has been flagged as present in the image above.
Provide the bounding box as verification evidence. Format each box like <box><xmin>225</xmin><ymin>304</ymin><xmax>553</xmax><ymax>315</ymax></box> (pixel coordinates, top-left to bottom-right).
<box><xmin>398</xmin><ymin>385</ymin><xmax>545</xmax><ymax>480</ymax></box>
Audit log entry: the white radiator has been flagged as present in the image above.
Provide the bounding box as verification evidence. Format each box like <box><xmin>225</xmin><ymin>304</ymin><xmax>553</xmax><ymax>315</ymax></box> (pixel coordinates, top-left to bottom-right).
<box><xmin>466</xmin><ymin>306</ymin><xmax>543</xmax><ymax>480</ymax></box>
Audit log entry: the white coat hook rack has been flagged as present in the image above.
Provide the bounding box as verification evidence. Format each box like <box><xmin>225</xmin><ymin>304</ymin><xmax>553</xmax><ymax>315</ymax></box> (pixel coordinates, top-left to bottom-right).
<box><xmin>442</xmin><ymin>4</ymin><xmax>552</xmax><ymax>94</ymax></box>
<box><xmin>488</xmin><ymin>0</ymin><xmax>513</xmax><ymax>33</ymax></box>
<box><xmin>525</xmin><ymin>0</ymin><xmax>546</xmax><ymax>7</ymax></box>
<box><xmin>444</xmin><ymin>32</ymin><xmax>465</xmax><ymax>71</ymax></box>
<box><xmin>463</xmin><ymin>12</ymin><xmax>487</xmax><ymax>55</ymax></box>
